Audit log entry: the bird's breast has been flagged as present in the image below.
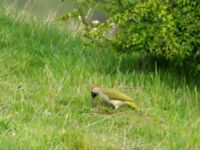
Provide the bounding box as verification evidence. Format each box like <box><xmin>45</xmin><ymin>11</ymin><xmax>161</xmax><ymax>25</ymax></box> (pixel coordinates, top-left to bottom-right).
<box><xmin>99</xmin><ymin>93</ymin><xmax>110</xmax><ymax>102</ymax></box>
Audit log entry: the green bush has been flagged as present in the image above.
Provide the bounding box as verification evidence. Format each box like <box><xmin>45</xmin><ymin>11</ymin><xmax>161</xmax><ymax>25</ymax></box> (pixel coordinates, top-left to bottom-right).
<box><xmin>61</xmin><ymin>0</ymin><xmax>200</xmax><ymax>73</ymax></box>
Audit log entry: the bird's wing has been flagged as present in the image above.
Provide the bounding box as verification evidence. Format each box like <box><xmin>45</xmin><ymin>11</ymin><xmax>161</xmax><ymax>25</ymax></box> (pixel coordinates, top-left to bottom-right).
<box><xmin>102</xmin><ymin>88</ymin><xmax>134</xmax><ymax>102</ymax></box>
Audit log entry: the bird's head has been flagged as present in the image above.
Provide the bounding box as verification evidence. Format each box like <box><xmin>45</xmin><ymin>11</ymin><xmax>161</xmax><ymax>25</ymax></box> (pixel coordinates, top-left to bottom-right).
<box><xmin>91</xmin><ymin>85</ymin><xmax>101</xmax><ymax>108</ymax></box>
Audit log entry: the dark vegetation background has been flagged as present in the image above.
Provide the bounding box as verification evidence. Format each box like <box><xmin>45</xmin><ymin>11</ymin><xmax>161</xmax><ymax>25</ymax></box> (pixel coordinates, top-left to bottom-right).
<box><xmin>61</xmin><ymin>0</ymin><xmax>200</xmax><ymax>77</ymax></box>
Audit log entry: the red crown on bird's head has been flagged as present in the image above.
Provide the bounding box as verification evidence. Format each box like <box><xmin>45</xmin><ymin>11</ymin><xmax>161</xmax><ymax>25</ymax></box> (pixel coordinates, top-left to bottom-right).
<box><xmin>91</xmin><ymin>84</ymin><xmax>101</xmax><ymax>90</ymax></box>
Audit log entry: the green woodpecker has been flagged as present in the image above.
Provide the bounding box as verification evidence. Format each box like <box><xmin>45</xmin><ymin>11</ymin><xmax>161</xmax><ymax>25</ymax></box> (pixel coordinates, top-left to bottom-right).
<box><xmin>91</xmin><ymin>86</ymin><xmax>137</xmax><ymax>109</ymax></box>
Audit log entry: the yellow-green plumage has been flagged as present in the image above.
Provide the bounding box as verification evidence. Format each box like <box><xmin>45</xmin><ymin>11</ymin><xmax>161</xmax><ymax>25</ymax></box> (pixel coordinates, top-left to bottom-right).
<box><xmin>102</xmin><ymin>88</ymin><xmax>133</xmax><ymax>102</ymax></box>
<box><xmin>101</xmin><ymin>88</ymin><xmax>137</xmax><ymax>109</ymax></box>
<box><xmin>126</xmin><ymin>102</ymin><xmax>137</xmax><ymax>109</ymax></box>
<box><xmin>91</xmin><ymin>86</ymin><xmax>137</xmax><ymax>109</ymax></box>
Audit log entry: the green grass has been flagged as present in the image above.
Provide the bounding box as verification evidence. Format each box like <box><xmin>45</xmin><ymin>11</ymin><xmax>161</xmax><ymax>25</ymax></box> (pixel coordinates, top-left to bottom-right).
<box><xmin>0</xmin><ymin>7</ymin><xmax>200</xmax><ymax>150</ymax></box>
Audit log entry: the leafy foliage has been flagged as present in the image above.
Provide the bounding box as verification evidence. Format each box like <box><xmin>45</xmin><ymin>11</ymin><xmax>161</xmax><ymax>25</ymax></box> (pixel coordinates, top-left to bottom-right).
<box><xmin>61</xmin><ymin>0</ymin><xmax>200</xmax><ymax>74</ymax></box>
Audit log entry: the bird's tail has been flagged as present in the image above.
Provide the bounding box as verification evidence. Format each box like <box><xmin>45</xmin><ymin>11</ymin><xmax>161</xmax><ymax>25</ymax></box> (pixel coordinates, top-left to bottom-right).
<box><xmin>127</xmin><ymin>102</ymin><xmax>137</xmax><ymax>109</ymax></box>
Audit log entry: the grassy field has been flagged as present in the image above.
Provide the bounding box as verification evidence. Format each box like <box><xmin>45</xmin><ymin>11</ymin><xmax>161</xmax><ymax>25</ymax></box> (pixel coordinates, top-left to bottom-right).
<box><xmin>0</xmin><ymin>7</ymin><xmax>200</xmax><ymax>150</ymax></box>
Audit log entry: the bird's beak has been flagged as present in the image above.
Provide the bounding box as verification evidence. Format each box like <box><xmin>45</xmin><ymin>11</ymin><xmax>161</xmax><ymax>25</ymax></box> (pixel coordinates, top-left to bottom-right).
<box><xmin>91</xmin><ymin>92</ymin><xmax>97</xmax><ymax>108</ymax></box>
<box><xmin>92</xmin><ymin>97</ymin><xmax>94</xmax><ymax>108</ymax></box>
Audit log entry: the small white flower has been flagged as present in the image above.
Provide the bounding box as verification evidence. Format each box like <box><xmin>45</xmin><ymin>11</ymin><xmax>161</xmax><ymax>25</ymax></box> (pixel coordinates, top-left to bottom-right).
<box><xmin>92</xmin><ymin>20</ymin><xmax>100</xmax><ymax>24</ymax></box>
<box><xmin>78</xmin><ymin>16</ymin><xmax>82</xmax><ymax>19</ymax></box>
<box><xmin>110</xmin><ymin>22</ymin><xmax>115</xmax><ymax>27</ymax></box>
<box><xmin>92</xmin><ymin>27</ymin><xmax>97</xmax><ymax>31</ymax></box>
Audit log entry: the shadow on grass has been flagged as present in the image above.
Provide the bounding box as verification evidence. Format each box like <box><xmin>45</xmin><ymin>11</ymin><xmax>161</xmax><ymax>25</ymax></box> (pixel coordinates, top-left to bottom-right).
<box><xmin>89</xmin><ymin>47</ymin><xmax>200</xmax><ymax>87</ymax></box>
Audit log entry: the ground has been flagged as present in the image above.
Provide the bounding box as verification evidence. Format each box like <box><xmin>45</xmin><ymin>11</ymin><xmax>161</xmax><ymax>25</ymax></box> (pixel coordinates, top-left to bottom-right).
<box><xmin>0</xmin><ymin>7</ymin><xmax>200</xmax><ymax>150</ymax></box>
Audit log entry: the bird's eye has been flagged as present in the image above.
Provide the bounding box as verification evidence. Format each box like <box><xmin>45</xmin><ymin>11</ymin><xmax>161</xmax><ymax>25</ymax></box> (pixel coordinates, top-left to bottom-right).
<box><xmin>91</xmin><ymin>92</ymin><xmax>97</xmax><ymax>98</ymax></box>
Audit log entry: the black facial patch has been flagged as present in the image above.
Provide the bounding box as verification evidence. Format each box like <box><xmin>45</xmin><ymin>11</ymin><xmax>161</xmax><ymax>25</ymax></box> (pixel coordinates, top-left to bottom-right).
<box><xmin>91</xmin><ymin>92</ymin><xmax>97</xmax><ymax>98</ymax></box>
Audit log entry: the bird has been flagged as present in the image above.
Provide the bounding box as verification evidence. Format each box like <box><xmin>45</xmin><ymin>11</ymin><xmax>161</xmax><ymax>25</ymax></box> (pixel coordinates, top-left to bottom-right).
<box><xmin>91</xmin><ymin>85</ymin><xmax>137</xmax><ymax>109</ymax></box>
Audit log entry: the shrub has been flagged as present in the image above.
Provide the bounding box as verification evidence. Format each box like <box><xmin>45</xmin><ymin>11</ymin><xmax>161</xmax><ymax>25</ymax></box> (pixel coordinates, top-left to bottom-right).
<box><xmin>60</xmin><ymin>0</ymin><xmax>200</xmax><ymax>74</ymax></box>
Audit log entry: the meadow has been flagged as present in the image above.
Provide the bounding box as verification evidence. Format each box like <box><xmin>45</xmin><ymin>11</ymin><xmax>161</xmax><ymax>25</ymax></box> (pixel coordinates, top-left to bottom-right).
<box><xmin>0</xmin><ymin>6</ymin><xmax>200</xmax><ymax>150</ymax></box>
